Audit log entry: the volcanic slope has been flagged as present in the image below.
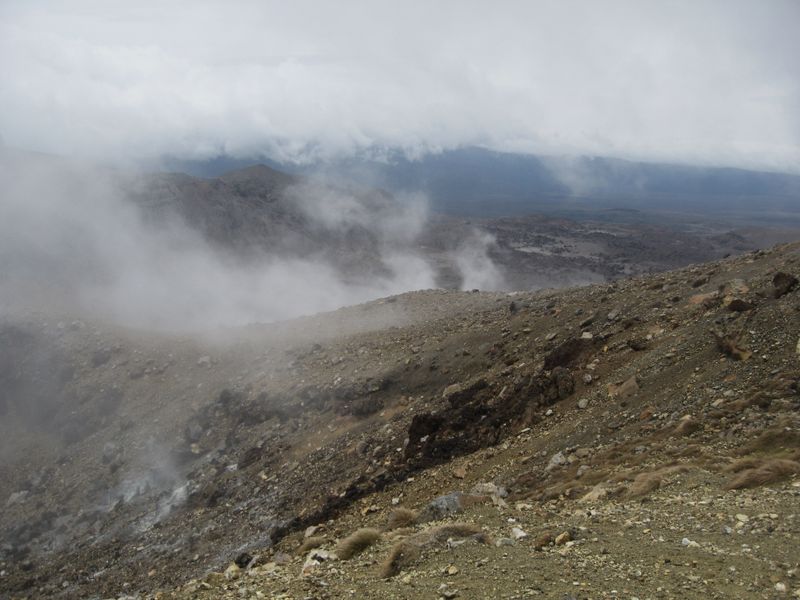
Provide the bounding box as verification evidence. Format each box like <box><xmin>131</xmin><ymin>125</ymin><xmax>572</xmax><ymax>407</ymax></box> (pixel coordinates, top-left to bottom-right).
<box><xmin>2</xmin><ymin>244</ymin><xmax>800</xmax><ymax>599</ymax></box>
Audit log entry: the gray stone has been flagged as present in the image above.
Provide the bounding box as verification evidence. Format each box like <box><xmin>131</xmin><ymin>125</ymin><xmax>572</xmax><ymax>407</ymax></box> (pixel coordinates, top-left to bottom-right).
<box><xmin>546</xmin><ymin>452</ymin><xmax>567</xmax><ymax>471</ymax></box>
<box><xmin>417</xmin><ymin>492</ymin><xmax>464</xmax><ymax>522</ymax></box>
<box><xmin>5</xmin><ymin>490</ymin><xmax>29</xmax><ymax>507</ymax></box>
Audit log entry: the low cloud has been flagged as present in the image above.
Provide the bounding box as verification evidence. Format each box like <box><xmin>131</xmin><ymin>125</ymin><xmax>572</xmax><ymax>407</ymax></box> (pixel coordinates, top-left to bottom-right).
<box><xmin>0</xmin><ymin>1</ymin><xmax>798</xmax><ymax>172</ymax></box>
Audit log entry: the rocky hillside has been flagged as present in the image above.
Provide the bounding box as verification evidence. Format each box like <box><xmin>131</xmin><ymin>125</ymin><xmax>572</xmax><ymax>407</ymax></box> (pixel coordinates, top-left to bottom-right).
<box><xmin>3</xmin><ymin>149</ymin><xmax>792</xmax><ymax>304</ymax></box>
<box><xmin>2</xmin><ymin>243</ymin><xmax>800</xmax><ymax>598</ymax></box>
<box><xmin>122</xmin><ymin>163</ymin><xmax>799</xmax><ymax>290</ymax></box>
<box><xmin>121</xmin><ymin>164</ymin><xmax>407</xmax><ymax>279</ymax></box>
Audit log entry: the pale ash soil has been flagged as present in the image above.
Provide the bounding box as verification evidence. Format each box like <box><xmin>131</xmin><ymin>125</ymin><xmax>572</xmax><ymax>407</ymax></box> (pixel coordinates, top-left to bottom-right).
<box><xmin>2</xmin><ymin>244</ymin><xmax>800</xmax><ymax>599</ymax></box>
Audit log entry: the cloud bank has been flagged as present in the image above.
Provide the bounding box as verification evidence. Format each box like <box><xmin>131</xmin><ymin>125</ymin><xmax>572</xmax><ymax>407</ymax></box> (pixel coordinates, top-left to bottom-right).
<box><xmin>0</xmin><ymin>0</ymin><xmax>798</xmax><ymax>171</ymax></box>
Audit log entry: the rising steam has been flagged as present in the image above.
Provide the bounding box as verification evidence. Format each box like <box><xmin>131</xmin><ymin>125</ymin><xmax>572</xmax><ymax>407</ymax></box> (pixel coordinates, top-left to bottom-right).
<box><xmin>0</xmin><ymin>152</ymin><xmax>502</xmax><ymax>331</ymax></box>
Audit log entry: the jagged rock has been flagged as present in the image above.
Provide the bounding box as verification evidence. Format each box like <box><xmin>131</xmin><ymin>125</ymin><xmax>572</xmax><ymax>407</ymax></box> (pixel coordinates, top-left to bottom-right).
<box><xmin>91</xmin><ymin>347</ymin><xmax>112</xmax><ymax>367</ymax></box>
<box><xmin>723</xmin><ymin>279</ymin><xmax>749</xmax><ymax>295</ymax></box>
<box><xmin>184</xmin><ymin>420</ymin><xmax>203</xmax><ymax>443</ymax></box>
<box><xmin>442</xmin><ymin>377</ymin><xmax>488</xmax><ymax>406</ymax></box>
<box><xmin>223</xmin><ymin>563</ymin><xmax>240</xmax><ymax>580</ymax></box>
<box><xmin>546</xmin><ymin>452</ymin><xmax>567</xmax><ymax>471</ymax></box>
<box><xmin>688</xmin><ymin>291</ymin><xmax>719</xmax><ymax>307</ymax></box>
<box><xmin>552</xmin><ymin>366</ymin><xmax>575</xmax><ymax>400</ymax></box>
<box><xmin>773</xmin><ymin>272</ymin><xmax>798</xmax><ymax>298</ymax></box>
<box><xmin>495</xmin><ymin>537</ymin><xmax>515</xmax><ymax>547</ymax></box>
<box><xmin>417</xmin><ymin>492</ymin><xmax>464</xmax><ymax>522</ymax></box>
<box><xmin>438</xmin><ymin>583</ymin><xmax>459</xmax><ymax>599</ymax></box>
<box><xmin>555</xmin><ymin>531</ymin><xmax>572</xmax><ymax>545</ymax></box>
<box><xmin>5</xmin><ymin>490</ymin><xmax>29</xmax><ymax>507</ymax></box>
<box><xmin>302</xmin><ymin>549</ymin><xmax>336</xmax><ymax>575</ymax></box>
<box><xmin>304</xmin><ymin>525</ymin><xmax>320</xmax><ymax>538</ymax></box>
<box><xmin>712</xmin><ymin>330</ymin><xmax>751</xmax><ymax>361</ymax></box>
<box><xmin>580</xmin><ymin>485</ymin><xmax>610</xmax><ymax>504</ymax></box>
<box><xmin>607</xmin><ymin>375</ymin><xmax>639</xmax><ymax>399</ymax></box>
<box><xmin>544</xmin><ymin>338</ymin><xmax>590</xmax><ymax>370</ymax></box>
<box><xmin>470</xmin><ymin>482</ymin><xmax>508</xmax><ymax>497</ymax></box>
<box><xmin>727</xmin><ymin>298</ymin><xmax>753</xmax><ymax>312</ymax></box>
<box><xmin>101</xmin><ymin>442</ymin><xmax>119</xmax><ymax>464</ymax></box>
<box><xmin>533</xmin><ymin>531</ymin><xmax>555</xmax><ymax>550</ymax></box>
<box><xmin>627</xmin><ymin>338</ymin><xmax>648</xmax><ymax>351</ymax></box>
<box><xmin>233</xmin><ymin>552</ymin><xmax>253</xmax><ymax>568</ymax></box>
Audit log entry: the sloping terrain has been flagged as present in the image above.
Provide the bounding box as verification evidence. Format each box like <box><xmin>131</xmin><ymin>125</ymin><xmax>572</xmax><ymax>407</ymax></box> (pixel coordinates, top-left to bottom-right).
<box><xmin>2</xmin><ymin>243</ymin><xmax>800</xmax><ymax>599</ymax></box>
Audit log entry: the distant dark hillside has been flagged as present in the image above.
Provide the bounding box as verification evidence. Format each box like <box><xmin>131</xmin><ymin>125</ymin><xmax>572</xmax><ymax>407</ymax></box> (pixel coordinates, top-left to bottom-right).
<box><xmin>162</xmin><ymin>147</ymin><xmax>800</xmax><ymax>223</ymax></box>
<box><xmin>121</xmin><ymin>164</ymin><xmax>403</xmax><ymax>278</ymax></box>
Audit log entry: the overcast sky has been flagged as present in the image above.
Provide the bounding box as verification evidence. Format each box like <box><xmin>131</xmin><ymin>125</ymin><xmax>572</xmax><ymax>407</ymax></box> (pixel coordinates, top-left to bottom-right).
<box><xmin>1</xmin><ymin>0</ymin><xmax>798</xmax><ymax>171</ymax></box>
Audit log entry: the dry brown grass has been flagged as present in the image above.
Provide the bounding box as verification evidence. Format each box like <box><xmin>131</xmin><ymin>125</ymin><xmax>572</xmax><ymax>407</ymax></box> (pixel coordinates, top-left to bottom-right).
<box><xmin>723</xmin><ymin>458</ymin><xmax>762</xmax><ymax>473</ymax></box>
<box><xmin>426</xmin><ymin>523</ymin><xmax>485</xmax><ymax>543</ymax></box>
<box><xmin>538</xmin><ymin>482</ymin><xmax>587</xmax><ymax>502</ymax></box>
<box><xmin>379</xmin><ymin>523</ymin><xmax>486</xmax><ymax>578</ymax></box>
<box><xmin>295</xmin><ymin>536</ymin><xmax>325</xmax><ymax>555</ymax></box>
<box><xmin>335</xmin><ymin>528</ymin><xmax>381</xmax><ymax>560</ymax></box>
<box><xmin>711</xmin><ymin>329</ymin><xmax>751</xmax><ymax>361</ymax></box>
<box><xmin>608</xmin><ymin>469</ymin><xmax>637</xmax><ymax>483</ymax></box>
<box><xmin>626</xmin><ymin>465</ymin><xmax>689</xmax><ymax>497</ymax></box>
<box><xmin>723</xmin><ymin>458</ymin><xmax>800</xmax><ymax>490</ymax></box>
<box><xmin>579</xmin><ymin>469</ymin><xmax>611</xmax><ymax>486</ymax></box>
<box><xmin>730</xmin><ymin>392</ymin><xmax>773</xmax><ymax>411</ymax></box>
<box><xmin>458</xmin><ymin>494</ymin><xmax>491</xmax><ymax>509</ymax></box>
<box><xmin>673</xmin><ymin>416</ymin><xmax>701</xmax><ymax>437</ymax></box>
<box><xmin>738</xmin><ymin>426</ymin><xmax>800</xmax><ymax>456</ymax></box>
<box><xmin>380</xmin><ymin>540</ymin><xmax>421</xmax><ymax>578</ymax></box>
<box><xmin>533</xmin><ymin>530</ymin><xmax>555</xmax><ymax>550</ymax></box>
<box><xmin>386</xmin><ymin>507</ymin><xmax>419</xmax><ymax>530</ymax></box>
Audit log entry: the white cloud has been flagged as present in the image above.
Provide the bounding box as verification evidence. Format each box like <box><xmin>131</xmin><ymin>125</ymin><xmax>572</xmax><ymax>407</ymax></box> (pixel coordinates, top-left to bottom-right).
<box><xmin>0</xmin><ymin>0</ymin><xmax>798</xmax><ymax>171</ymax></box>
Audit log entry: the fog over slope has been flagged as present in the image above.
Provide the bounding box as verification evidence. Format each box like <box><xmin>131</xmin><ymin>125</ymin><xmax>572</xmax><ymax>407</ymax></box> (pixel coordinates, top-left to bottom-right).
<box><xmin>0</xmin><ymin>151</ymin><xmax>503</xmax><ymax>330</ymax></box>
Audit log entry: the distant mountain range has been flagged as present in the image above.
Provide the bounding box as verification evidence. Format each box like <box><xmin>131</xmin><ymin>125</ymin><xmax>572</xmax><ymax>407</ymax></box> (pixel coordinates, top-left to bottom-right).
<box><xmin>157</xmin><ymin>147</ymin><xmax>800</xmax><ymax>223</ymax></box>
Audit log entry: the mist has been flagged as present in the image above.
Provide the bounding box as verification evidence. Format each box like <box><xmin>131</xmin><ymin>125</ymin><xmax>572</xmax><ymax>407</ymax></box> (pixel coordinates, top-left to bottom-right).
<box><xmin>1</xmin><ymin>1</ymin><xmax>798</xmax><ymax>173</ymax></box>
<box><xmin>0</xmin><ymin>153</ymin><xmax>502</xmax><ymax>331</ymax></box>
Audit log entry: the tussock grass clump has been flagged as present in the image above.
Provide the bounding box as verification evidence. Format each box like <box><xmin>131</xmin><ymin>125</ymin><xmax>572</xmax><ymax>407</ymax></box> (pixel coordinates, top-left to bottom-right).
<box><xmin>730</xmin><ymin>392</ymin><xmax>772</xmax><ymax>411</ymax></box>
<box><xmin>538</xmin><ymin>482</ymin><xmax>586</xmax><ymax>502</ymax></box>
<box><xmin>626</xmin><ymin>465</ymin><xmax>689</xmax><ymax>498</ymax></box>
<box><xmin>427</xmin><ymin>523</ymin><xmax>485</xmax><ymax>543</ymax></box>
<box><xmin>386</xmin><ymin>507</ymin><xmax>419</xmax><ymax>530</ymax></box>
<box><xmin>723</xmin><ymin>458</ymin><xmax>762</xmax><ymax>473</ymax></box>
<box><xmin>738</xmin><ymin>427</ymin><xmax>800</xmax><ymax>455</ymax></box>
<box><xmin>673</xmin><ymin>416</ymin><xmax>701</xmax><ymax>437</ymax></box>
<box><xmin>723</xmin><ymin>458</ymin><xmax>800</xmax><ymax>490</ymax></box>
<box><xmin>380</xmin><ymin>540</ymin><xmax>421</xmax><ymax>578</ymax></box>
<box><xmin>379</xmin><ymin>523</ymin><xmax>487</xmax><ymax>578</ymax></box>
<box><xmin>533</xmin><ymin>530</ymin><xmax>555</xmax><ymax>550</ymax></box>
<box><xmin>335</xmin><ymin>528</ymin><xmax>381</xmax><ymax>560</ymax></box>
<box><xmin>711</xmin><ymin>329</ymin><xmax>751</xmax><ymax>361</ymax></box>
<box><xmin>295</xmin><ymin>536</ymin><xmax>325</xmax><ymax>555</ymax></box>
